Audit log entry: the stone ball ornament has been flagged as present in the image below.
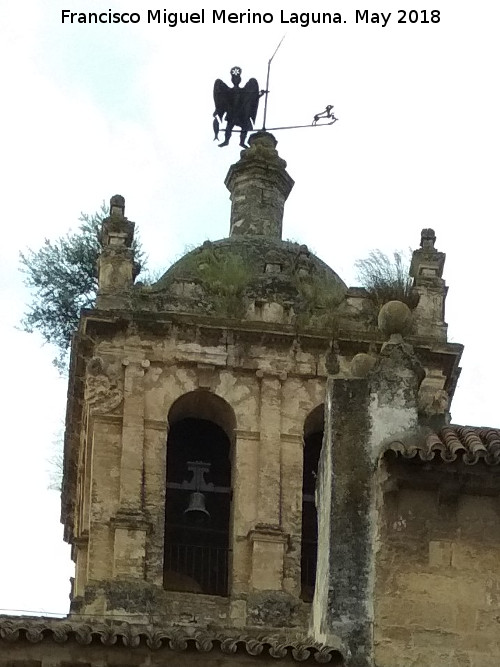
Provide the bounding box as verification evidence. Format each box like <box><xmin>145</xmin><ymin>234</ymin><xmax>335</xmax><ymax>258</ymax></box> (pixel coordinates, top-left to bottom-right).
<box><xmin>350</xmin><ymin>353</ymin><xmax>377</xmax><ymax>378</ymax></box>
<box><xmin>378</xmin><ymin>300</ymin><xmax>412</xmax><ymax>338</ymax></box>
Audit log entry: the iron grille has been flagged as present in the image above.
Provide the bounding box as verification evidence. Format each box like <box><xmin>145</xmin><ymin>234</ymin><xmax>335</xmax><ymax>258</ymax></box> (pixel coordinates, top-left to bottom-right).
<box><xmin>164</xmin><ymin>542</ymin><xmax>229</xmax><ymax>597</ymax></box>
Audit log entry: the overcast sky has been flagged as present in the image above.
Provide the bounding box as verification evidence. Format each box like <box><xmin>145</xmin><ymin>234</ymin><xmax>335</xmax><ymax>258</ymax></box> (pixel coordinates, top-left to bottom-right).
<box><xmin>1</xmin><ymin>0</ymin><xmax>499</xmax><ymax>616</ymax></box>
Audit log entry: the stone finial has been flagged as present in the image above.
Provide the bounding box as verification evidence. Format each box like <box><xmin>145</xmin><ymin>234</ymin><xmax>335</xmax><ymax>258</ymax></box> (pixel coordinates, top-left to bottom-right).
<box><xmin>372</xmin><ymin>304</ymin><xmax>424</xmax><ymax>406</ymax></box>
<box><xmin>410</xmin><ymin>228</ymin><xmax>445</xmax><ymax>283</ymax></box>
<box><xmin>110</xmin><ymin>194</ymin><xmax>125</xmax><ymax>218</ymax></box>
<box><xmin>378</xmin><ymin>300</ymin><xmax>412</xmax><ymax>339</ymax></box>
<box><xmin>96</xmin><ymin>194</ymin><xmax>136</xmax><ymax>307</ymax></box>
<box><xmin>350</xmin><ymin>352</ymin><xmax>377</xmax><ymax>378</ymax></box>
<box><xmin>224</xmin><ymin>131</ymin><xmax>294</xmax><ymax>239</ymax></box>
<box><xmin>100</xmin><ymin>195</ymin><xmax>134</xmax><ymax>249</ymax></box>
<box><xmin>420</xmin><ymin>228</ymin><xmax>436</xmax><ymax>249</ymax></box>
<box><xmin>409</xmin><ymin>228</ymin><xmax>448</xmax><ymax>341</ymax></box>
<box><xmin>373</xmin><ymin>300</ymin><xmax>424</xmax><ymax>404</ymax></box>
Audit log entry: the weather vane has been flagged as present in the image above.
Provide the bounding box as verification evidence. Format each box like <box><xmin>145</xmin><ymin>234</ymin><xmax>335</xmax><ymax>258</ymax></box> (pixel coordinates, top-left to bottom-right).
<box><xmin>212</xmin><ymin>36</ymin><xmax>338</xmax><ymax>148</ymax></box>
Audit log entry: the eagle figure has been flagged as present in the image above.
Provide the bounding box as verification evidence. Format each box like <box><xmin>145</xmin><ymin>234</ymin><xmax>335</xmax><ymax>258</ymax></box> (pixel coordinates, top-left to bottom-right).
<box><xmin>213</xmin><ymin>66</ymin><xmax>261</xmax><ymax>148</ymax></box>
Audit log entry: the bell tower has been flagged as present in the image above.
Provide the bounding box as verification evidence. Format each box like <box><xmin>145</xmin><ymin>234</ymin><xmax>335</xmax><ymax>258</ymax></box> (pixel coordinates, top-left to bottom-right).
<box><xmin>63</xmin><ymin>134</ymin><xmax>349</xmax><ymax>631</ymax></box>
<box><xmin>61</xmin><ymin>135</ymin><xmax>462</xmax><ymax>665</ymax></box>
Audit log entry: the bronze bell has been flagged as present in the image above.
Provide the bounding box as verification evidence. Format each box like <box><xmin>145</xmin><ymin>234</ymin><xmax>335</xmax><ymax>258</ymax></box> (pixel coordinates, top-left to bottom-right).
<box><xmin>184</xmin><ymin>491</ymin><xmax>210</xmax><ymax>523</ymax></box>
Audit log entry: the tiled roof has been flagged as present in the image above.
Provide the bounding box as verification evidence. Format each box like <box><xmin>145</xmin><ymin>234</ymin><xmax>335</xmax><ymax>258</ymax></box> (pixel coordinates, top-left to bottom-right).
<box><xmin>0</xmin><ymin>616</ymin><xmax>344</xmax><ymax>664</ymax></box>
<box><xmin>384</xmin><ymin>426</ymin><xmax>500</xmax><ymax>465</ymax></box>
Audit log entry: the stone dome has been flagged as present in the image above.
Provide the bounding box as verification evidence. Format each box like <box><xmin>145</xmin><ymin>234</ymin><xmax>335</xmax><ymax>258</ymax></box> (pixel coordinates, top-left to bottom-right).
<box><xmin>145</xmin><ymin>235</ymin><xmax>347</xmax><ymax>327</ymax></box>
<box><xmin>133</xmin><ymin>133</ymin><xmax>347</xmax><ymax>328</ymax></box>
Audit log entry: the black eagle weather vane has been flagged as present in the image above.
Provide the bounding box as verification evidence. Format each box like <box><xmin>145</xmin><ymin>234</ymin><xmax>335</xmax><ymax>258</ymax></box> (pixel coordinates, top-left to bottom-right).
<box><xmin>212</xmin><ymin>37</ymin><xmax>338</xmax><ymax>148</ymax></box>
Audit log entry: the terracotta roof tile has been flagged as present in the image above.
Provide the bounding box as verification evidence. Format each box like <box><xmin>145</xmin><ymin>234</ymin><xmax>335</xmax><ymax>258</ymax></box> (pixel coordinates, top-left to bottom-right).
<box><xmin>384</xmin><ymin>426</ymin><xmax>500</xmax><ymax>465</ymax></box>
<box><xmin>0</xmin><ymin>616</ymin><xmax>344</xmax><ymax>663</ymax></box>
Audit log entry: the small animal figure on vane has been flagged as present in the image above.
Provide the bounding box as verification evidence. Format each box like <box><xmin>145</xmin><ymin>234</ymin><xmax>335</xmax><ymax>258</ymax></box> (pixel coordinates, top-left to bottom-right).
<box><xmin>312</xmin><ymin>105</ymin><xmax>337</xmax><ymax>125</ymax></box>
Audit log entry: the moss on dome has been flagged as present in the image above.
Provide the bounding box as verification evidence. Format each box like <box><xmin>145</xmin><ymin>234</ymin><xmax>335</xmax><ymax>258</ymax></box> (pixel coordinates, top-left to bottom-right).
<box><xmin>140</xmin><ymin>236</ymin><xmax>347</xmax><ymax>326</ymax></box>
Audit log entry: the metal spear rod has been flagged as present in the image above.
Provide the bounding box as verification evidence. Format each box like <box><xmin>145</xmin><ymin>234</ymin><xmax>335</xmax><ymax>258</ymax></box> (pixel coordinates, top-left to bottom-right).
<box><xmin>262</xmin><ymin>120</ymin><xmax>337</xmax><ymax>131</ymax></box>
<box><xmin>262</xmin><ymin>34</ymin><xmax>286</xmax><ymax>131</ymax></box>
<box><xmin>220</xmin><ymin>120</ymin><xmax>337</xmax><ymax>134</ymax></box>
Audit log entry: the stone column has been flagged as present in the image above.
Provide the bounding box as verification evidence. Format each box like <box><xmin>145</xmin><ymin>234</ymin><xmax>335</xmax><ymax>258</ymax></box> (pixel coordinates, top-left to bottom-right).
<box><xmin>225</xmin><ymin>132</ymin><xmax>294</xmax><ymax>239</ymax></box>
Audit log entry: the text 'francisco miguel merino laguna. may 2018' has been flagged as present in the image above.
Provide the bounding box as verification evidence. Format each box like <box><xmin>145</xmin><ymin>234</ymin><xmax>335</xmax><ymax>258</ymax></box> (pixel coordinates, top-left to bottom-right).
<box><xmin>60</xmin><ymin>9</ymin><xmax>442</xmax><ymax>27</ymax></box>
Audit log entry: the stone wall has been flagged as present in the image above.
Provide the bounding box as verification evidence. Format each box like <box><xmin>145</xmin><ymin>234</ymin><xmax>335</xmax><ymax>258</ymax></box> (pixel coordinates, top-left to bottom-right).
<box><xmin>375</xmin><ymin>464</ymin><xmax>500</xmax><ymax>666</ymax></box>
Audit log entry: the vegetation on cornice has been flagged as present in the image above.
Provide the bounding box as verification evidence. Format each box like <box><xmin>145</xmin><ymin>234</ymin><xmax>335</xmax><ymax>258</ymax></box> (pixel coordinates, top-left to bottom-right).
<box><xmin>149</xmin><ymin>238</ymin><xmax>349</xmax><ymax>326</ymax></box>
<box><xmin>355</xmin><ymin>250</ymin><xmax>418</xmax><ymax>310</ymax></box>
<box><xmin>195</xmin><ymin>246</ymin><xmax>255</xmax><ymax>318</ymax></box>
<box><xmin>293</xmin><ymin>272</ymin><xmax>343</xmax><ymax>332</ymax></box>
<box><xmin>19</xmin><ymin>204</ymin><xmax>146</xmax><ymax>371</ymax></box>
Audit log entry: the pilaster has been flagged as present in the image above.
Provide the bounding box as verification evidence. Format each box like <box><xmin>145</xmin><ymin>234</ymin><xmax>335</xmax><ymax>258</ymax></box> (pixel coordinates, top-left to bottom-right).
<box><xmin>231</xmin><ymin>429</ymin><xmax>259</xmax><ymax>594</ymax></box>
<box><xmin>143</xmin><ymin>421</ymin><xmax>169</xmax><ymax>586</ymax></box>
<box><xmin>249</xmin><ymin>371</ymin><xmax>288</xmax><ymax>591</ymax></box>
<box><xmin>248</xmin><ymin>524</ymin><xmax>288</xmax><ymax>590</ymax></box>
<box><xmin>112</xmin><ymin>355</ymin><xmax>150</xmax><ymax>579</ymax></box>
<box><xmin>256</xmin><ymin>373</ymin><xmax>281</xmax><ymax>525</ymax></box>
<box><xmin>280</xmin><ymin>433</ymin><xmax>304</xmax><ymax>597</ymax></box>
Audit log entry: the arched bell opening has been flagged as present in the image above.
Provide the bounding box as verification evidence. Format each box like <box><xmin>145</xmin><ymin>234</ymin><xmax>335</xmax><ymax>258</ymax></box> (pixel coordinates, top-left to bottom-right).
<box><xmin>164</xmin><ymin>391</ymin><xmax>235</xmax><ymax>597</ymax></box>
<box><xmin>301</xmin><ymin>404</ymin><xmax>324</xmax><ymax>602</ymax></box>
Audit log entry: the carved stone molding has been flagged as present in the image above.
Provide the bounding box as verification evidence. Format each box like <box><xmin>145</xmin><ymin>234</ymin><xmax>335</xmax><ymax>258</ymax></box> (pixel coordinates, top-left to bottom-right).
<box><xmin>111</xmin><ymin>510</ymin><xmax>151</xmax><ymax>532</ymax></box>
<box><xmin>248</xmin><ymin>523</ymin><xmax>289</xmax><ymax>545</ymax></box>
<box><xmin>234</xmin><ymin>429</ymin><xmax>260</xmax><ymax>441</ymax></box>
<box><xmin>85</xmin><ymin>357</ymin><xmax>123</xmax><ymax>415</ymax></box>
